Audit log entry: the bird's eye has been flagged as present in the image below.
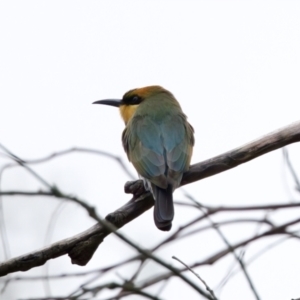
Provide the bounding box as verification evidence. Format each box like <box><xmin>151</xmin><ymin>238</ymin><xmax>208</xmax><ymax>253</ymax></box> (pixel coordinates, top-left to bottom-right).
<box><xmin>131</xmin><ymin>96</ymin><xmax>140</xmax><ymax>104</ymax></box>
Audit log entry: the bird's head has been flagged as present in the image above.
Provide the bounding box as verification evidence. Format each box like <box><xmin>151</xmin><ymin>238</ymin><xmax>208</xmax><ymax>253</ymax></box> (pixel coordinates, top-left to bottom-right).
<box><xmin>93</xmin><ymin>85</ymin><xmax>171</xmax><ymax>124</ymax></box>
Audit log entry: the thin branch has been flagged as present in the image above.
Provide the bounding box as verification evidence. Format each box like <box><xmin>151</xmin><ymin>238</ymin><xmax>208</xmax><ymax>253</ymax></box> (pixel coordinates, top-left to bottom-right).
<box><xmin>1</xmin><ymin>147</ymin><xmax>136</xmax><ymax>180</ymax></box>
<box><xmin>0</xmin><ymin>180</ymin><xmax>10</xmax><ymax>261</ymax></box>
<box><xmin>89</xmin><ymin>216</ymin><xmax>213</xmax><ymax>299</ymax></box>
<box><xmin>43</xmin><ymin>202</ymin><xmax>67</xmax><ymax>297</ymax></box>
<box><xmin>202</xmin><ymin>202</ymin><xmax>300</xmax><ymax>212</ymax></box>
<box><xmin>84</xmin><ymin>281</ymin><xmax>164</xmax><ymax>300</ymax></box>
<box><xmin>283</xmin><ymin>148</ymin><xmax>300</xmax><ymax>191</ymax></box>
<box><xmin>172</xmin><ymin>256</ymin><xmax>217</xmax><ymax>300</ymax></box>
<box><xmin>184</xmin><ymin>193</ymin><xmax>261</xmax><ymax>300</ymax></box>
<box><xmin>0</xmin><ymin>190</ymin><xmax>99</xmax><ymax>221</ymax></box>
<box><xmin>214</xmin><ymin>250</ymin><xmax>245</xmax><ymax>294</ymax></box>
<box><xmin>164</xmin><ymin>218</ymin><xmax>274</xmax><ymax>252</ymax></box>
<box><xmin>215</xmin><ymin>230</ymin><xmax>300</xmax><ymax>293</ymax></box>
<box><xmin>135</xmin><ymin>217</ymin><xmax>300</xmax><ymax>290</ymax></box>
<box><xmin>0</xmin><ymin>144</ymin><xmax>52</xmax><ymax>189</ymax></box>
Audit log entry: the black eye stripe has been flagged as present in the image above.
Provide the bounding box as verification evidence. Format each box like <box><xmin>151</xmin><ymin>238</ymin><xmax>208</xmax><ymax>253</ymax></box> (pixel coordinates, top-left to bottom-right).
<box><xmin>123</xmin><ymin>95</ymin><xmax>142</xmax><ymax>105</ymax></box>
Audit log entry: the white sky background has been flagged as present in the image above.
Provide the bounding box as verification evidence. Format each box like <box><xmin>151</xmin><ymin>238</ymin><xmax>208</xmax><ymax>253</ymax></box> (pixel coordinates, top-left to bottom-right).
<box><xmin>1</xmin><ymin>0</ymin><xmax>300</xmax><ymax>299</ymax></box>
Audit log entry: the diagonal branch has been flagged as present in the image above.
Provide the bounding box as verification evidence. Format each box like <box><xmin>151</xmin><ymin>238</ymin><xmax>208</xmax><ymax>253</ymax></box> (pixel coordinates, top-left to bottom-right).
<box><xmin>181</xmin><ymin>120</ymin><xmax>300</xmax><ymax>185</ymax></box>
<box><xmin>0</xmin><ymin>120</ymin><xmax>300</xmax><ymax>277</ymax></box>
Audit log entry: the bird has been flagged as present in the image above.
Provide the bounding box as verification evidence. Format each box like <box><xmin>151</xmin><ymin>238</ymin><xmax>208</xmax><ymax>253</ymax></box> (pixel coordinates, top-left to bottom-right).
<box><xmin>93</xmin><ymin>86</ymin><xmax>194</xmax><ymax>231</ymax></box>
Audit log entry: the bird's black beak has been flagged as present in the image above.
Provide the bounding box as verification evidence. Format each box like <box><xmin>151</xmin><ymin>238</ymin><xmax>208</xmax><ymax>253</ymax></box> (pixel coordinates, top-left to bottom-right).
<box><xmin>92</xmin><ymin>99</ymin><xmax>121</xmax><ymax>107</ymax></box>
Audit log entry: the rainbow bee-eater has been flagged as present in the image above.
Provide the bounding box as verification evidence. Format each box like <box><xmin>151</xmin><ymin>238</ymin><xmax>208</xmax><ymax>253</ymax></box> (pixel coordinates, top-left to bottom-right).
<box><xmin>93</xmin><ymin>86</ymin><xmax>194</xmax><ymax>231</ymax></box>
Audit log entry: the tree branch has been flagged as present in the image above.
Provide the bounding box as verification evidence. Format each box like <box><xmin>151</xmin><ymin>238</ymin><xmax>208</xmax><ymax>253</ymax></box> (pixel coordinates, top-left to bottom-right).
<box><xmin>181</xmin><ymin>120</ymin><xmax>300</xmax><ymax>185</ymax></box>
<box><xmin>0</xmin><ymin>120</ymin><xmax>300</xmax><ymax>277</ymax></box>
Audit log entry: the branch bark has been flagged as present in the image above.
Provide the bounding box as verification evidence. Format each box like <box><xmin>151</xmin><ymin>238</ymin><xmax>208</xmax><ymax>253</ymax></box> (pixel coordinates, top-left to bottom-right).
<box><xmin>181</xmin><ymin>120</ymin><xmax>300</xmax><ymax>185</ymax></box>
<box><xmin>1</xmin><ymin>120</ymin><xmax>300</xmax><ymax>277</ymax></box>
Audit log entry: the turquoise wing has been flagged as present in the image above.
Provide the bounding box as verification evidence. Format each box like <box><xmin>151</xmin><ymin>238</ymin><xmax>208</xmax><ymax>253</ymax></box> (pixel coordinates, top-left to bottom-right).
<box><xmin>161</xmin><ymin>114</ymin><xmax>194</xmax><ymax>175</ymax></box>
<box><xmin>122</xmin><ymin>114</ymin><xmax>194</xmax><ymax>188</ymax></box>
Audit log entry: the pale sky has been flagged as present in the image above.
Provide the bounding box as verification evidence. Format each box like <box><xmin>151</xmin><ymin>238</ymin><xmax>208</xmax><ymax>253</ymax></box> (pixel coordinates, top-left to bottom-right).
<box><xmin>1</xmin><ymin>1</ymin><xmax>300</xmax><ymax>299</ymax></box>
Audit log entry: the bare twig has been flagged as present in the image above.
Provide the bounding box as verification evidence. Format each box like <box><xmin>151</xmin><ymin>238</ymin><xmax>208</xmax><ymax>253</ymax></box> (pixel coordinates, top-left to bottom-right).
<box><xmin>172</xmin><ymin>256</ymin><xmax>217</xmax><ymax>300</ymax></box>
<box><xmin>134</xmin><ymin>216</ymin><xmax>300</xmax><ymax>291</ymax></box>
<box><xmin>1</xmin><ymin>147</ymin><xmax>136</xmax><ymax>180</ymax></box>
<box><xmin>84</xmin><ymin>281</ymin><xmax>164</xmax><ymax>300</ymax></box>
<box><xmin>0</xmin><ymin>144</ymin><xmax>53</xmax><ymax>189</ymax></box>
<box><xmin>283</xmin><ymin>148</ymin><xmax>300</xmax><ymax>191</ymax></box>
<box><xmin>0</xmin><ymin>190</ymin><xmax>100</xmax><ymax>221</ymax></box>
<box><xmin>184</xmin><ymin>193</ymin><xmax>261</xmax><ymax>300</ymax></box>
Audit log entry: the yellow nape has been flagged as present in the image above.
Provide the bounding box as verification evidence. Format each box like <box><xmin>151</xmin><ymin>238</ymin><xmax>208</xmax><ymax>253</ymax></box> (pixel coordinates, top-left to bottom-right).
<box><xmin>119</xmin><ymin>104</ymin><xmax>139</xmax><ymax>124</ymax></box>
